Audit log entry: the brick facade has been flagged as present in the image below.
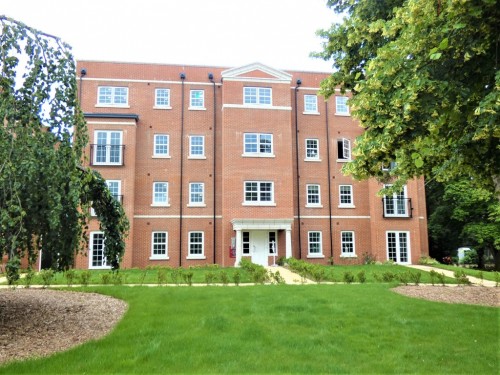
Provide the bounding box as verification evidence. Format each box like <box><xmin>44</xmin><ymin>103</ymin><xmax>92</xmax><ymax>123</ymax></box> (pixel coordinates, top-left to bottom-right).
<box><xmin>75</xmin><ymin>61</ymin><xmax>429</xmax><ymax>269</ymax></box>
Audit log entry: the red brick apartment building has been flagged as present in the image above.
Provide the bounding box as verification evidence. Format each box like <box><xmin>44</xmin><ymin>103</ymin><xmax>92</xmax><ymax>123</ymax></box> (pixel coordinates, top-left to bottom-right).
<box><xmin>75</xmin><ymin>61</ymin><xmax>429</xmax><ymax>269</ymax></box>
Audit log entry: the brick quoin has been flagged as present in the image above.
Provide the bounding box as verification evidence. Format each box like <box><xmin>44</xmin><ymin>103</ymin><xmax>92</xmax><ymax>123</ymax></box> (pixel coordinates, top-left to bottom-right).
<box><xmin>74</xmin><ymin>61</ymin><xmax>429</xmax><ymax>270</ymax></box>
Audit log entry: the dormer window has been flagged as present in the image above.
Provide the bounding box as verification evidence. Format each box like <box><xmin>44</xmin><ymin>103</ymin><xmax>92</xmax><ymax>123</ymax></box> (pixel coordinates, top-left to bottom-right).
<box><xmin>244</xmin><ymin>87</ymin><xmax>271</xmax><ymax>105</ymax></box>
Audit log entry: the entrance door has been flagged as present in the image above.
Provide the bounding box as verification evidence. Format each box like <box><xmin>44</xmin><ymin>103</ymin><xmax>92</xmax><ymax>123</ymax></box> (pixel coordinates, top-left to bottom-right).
<box><xmin>251</xmin><ymin>231</ymin><xmax>269</xmax><ymax>266</ymax></box>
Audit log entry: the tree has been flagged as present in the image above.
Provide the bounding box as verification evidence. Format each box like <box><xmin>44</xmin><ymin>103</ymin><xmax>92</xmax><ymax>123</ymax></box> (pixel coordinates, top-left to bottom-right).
<box><xmin>427</xmin><ymin>178</ymin><xmax>500</xmax><ymax>270</ymax></box>
<box><xmin>314</xmin><ymin>0</ymin><xmax>499</xmax><ymax>195</ymax></box>
<box><xmin>0</xmin><ymin>16</ymin><xmax>129</xmax><ymax>270</ymax></box>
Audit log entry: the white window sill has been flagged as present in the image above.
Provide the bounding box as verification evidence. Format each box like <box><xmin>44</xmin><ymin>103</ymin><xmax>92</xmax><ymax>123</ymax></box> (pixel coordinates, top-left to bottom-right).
<box><xmin>335</xmin><ymin>112</ymin><xmax>350</xmax><ymax>116</ymax></box>
<box><xmin>304</xmin><ymin>158</ymin><xmax>321</xmax><ymax>162</ymax></box>
<box><xmin>384</xmin><ymin>214</ymin><xmax>410</xmax><ymax>218</ymax></box>
<box><xmin>336</xmin><ymin>159</ymin><xmax>351</xmax><ymax>163</ymax></box>
<box><xmin>338</xmin><ymin>204</ymin><xmax>355</xmax><ymax>209</ymax></box>
<box><xmin>153</xmin><ymin>106</ymin><xmax>172</xmax><ymax>110</ymax></box>
<box><xmin>152</xmin><ymin>155</ymin><xmax>171</xmax><ymax>159</ymax></box>
<box><xmin>187</xmin><ymin>203</ymin><xmax>206</xmax><ymax>208</ymax></box>
<box><xmin>93</xmin><ymin>162</ymin><xmax>123</xmax><ymax>166</ymax></box>
<box><xmin>340</xmin><ymin>255</ymin><xmax>357</xmax><ymax>258</ymax></box>
<box><xmin>242</xmin><ymin>154</ymin><xmax>275</xmax><ymax>158</ymax></box>
<box><xmin>149</xmin><ymin>256</ymin><xmax>169</xmax><ymax>260</ymax></box>
<box><xmin>151</xmin><ymin>203</ymin><xmax>170</xmax><ymax>207</ymax></box>
<box><xmin>242</xmin><ymin>202</ymin><xmax>276</xmax><ymax>207</ymax></box>
<box><xmin>89</xmin><ymin>266</ymin><xmax>112</xmax><ymax>270</ymax></box>
<box><xmin>188</xmin><ymin>155</ymin><xmax>206</xmax><ymax>160</ymax></box>
<box><xmin>95</xmin><ymin>104</ymin><xmax>130</xmax><ymax>108</ymax></box>
<box><xmin>306</xmin><ymin>204</ymin><xmax>323</xmax><ymax>208</ymax></box>
<box><xmin>307</xmin><ymin>254</ymin><xmax>325</xmax><ymax>259</ymax></box>
<box><xmin>303</xmin><ymin>111</ymin><xmax>320</xmax><ymax>115</ymax></box>
<box><xmin>186</xmin><ymin>255</ymin><xmax>206</xmax><ymax>260</ymax></box>
<box><xmin>188</xmin><ymin>107</ymin><xmax>206</xmax><ymax>111</ymax></box>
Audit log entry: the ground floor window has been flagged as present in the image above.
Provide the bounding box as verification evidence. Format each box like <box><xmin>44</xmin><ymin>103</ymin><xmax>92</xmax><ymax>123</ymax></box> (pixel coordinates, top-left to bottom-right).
<box><xmin>341</xmin><ymin>231</ymin><xmax>355</xmax><ymax>257</ymax></box>
<box><xmin>387</xmin><ymin>231</ymin><xmax>410</xmax><ymax>264</ymax></box>
<box><xmin>151</xmin><ymin>231</ymin><xmax>168</xmax><ymax>259</ymax></box>
<box><xmin>242</xmin><ymin>231</ymin><xmax>250</xmax><ymax>255</ymax></box>
<box><xmin>188</xmin><ymin>231</ymin><xmax>205</xmax><ymax>259</ymax></box>
<box><xmin>89</xmin><ymin>231</ymin><xmax>110</xmax><ymax>269</ymax></box>
<box><xmin>308</xmin><ymin>231</ymin><xmax>322</xmax><ymax>257</ymax></box>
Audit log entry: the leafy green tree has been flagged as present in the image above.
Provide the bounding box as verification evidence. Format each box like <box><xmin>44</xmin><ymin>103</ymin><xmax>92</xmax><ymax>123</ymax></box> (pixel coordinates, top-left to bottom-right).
<box><xmin>314</xmin><ymin>0</ymin><xmax>499</xmax><ymax>194</ymax></box>
<box><xmin>428</xmin><ymin>178</ymin><xmax>500</xmax><ymax>270</ymax></box>
<box><xmin>0</xmin><ymin>16</ymin><xmax>128</xmax><ymax>270</ymax></box>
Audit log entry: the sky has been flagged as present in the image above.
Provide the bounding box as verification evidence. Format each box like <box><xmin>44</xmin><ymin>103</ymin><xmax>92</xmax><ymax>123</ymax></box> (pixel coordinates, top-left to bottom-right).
<box><xmin>2</xmin><ymin>0</ymin><xmax>343</xmax><ymax>72</ymax></box>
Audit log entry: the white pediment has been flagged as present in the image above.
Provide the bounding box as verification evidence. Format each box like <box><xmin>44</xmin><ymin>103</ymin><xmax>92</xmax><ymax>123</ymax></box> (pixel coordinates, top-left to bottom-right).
<box><xmin>221</xmin><ymin>62</ymin><xmax>292</xmax><ymax>83</ymax></box>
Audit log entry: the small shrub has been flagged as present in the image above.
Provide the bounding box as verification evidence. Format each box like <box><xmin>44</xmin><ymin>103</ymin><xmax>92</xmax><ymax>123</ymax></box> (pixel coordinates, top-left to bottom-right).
<box><xmin>269</xmin><ymin>270</ymin><xmax>286</xmax><ymax>284</ymax></box>
<box><xmin>343</xmin><ymin>271</ymin><xmax>355</xmax><ymax>284</ymax></box>
<box><xmin>64</xmin><ymin>269</ymin><xmax>76</xmax><ymax>287</ymax></box>
<box><xmin>40</xmin><ymin>269</ymin><xmax>54</xmax><ymax>288</ymax></box>
<box><xmin>328</xmin><ymin>256</ymin><xmax>334</xmax><ymax>266</ymax></box>
<box><xmin>101</xmin><ymin>273</ymin><xmax>112</xmax><ymax>285</ymax></box>
<box><xmin>205</xmin><ymin>271</ymin><xmax>216</xmax><ymax>285</ymax></box>
<box><xmin>436</xmin><ymin>272</ymin><xmax>446</xmax><ymax>286</ymax></box>
<box><xmin>382</xmin><ymin>271</ymin><xmax>395</xmax><ymax>282</ymax></box>
<box><xmin>495</xmin><ymin>272</ymin><xmax>499</xmax><ymax>287</ymax></box>
<box><xmin>409</xmin><ymin>271</ymin><xmax>421</xmax><ymax>286</ymax></box>
<box><xmin>396</xmin><ymin>271</ymin><xmax>409</xmax><ymax>285</ymax></box>
<box><xmin>252</xmin><ymin>268</ymin><xmax>268</xmax><ymax>284</ymax></box>
<box><xmin>276</xmin><ymin>256</ymin><xmax>287</xmax><ymax>266</ymax></box>
<box><xmin>233</xmin><ymin>270</ymin><xmax>241</xmax><ymax>286</ymax></box>
<box><xmin>429</xmin><ymin>270</ymin><xmax>438</xmax><ymax>286</ymax></box>
<box><xmin>157</xmin><ymin>268</ymin><xmax>168</xmax><ymax>286</ymax></box>
<box><xmin>171</xmin><ymin>268</ymin><xmax>180</xmax><ymax>285</ymax></box>
<box><xmin>442</xmin><ymin>256</ymin><xmax>453</xmax><ymax>265</ymax></box>
<box><xmin>357</xmin><ymin>270</ymin><xmax>366</xmax><ymax>284</ymax></box>
<box><xmin>6</xmin><ymin>256</ymin><xmax>20</xmax><ymax>286</ymax></box>
<box><xmin>183</xmin><ymin>271</ymin><xmax>194</xmax><ymax>286</ymax></box>
<box><xmin>461</xmin><ymin>249</ymin><xmax>478</xmax><ymax>265</ymax></box>
<box><xmin>454</xmin><ymin>270</ymin><xmax>471</xmax><ymax>285</ymax></box>
<box><xmin>311</xmin><ymin>267</ymin><xmax>326</xmax><ymax>284</ymax></box>
<box><xmin>112</xmin><ymin>271</ymin><xmax>124</xmax><ymax>285</ymax></box>
<box><xmin>139</xmin><ymin>268</ymin><xmax>148</xmax><ymax>285</ymax></box>
<box><xmin>478</xmin><ymin>271</ymin><xmax>484</xmax><ymax>285</ymax></box>
<box><xmin>363</xmin><ymin>252</ymin><xmax>376</xmax><ymax>265</ymax></box>
<box><xmin>219</xmin><ymin>270</ymin><xmax>229</xmax><ymax>285</ymax></box>
<box><xmin>79</xmin><ymin>270</ymin><xmax>92</xmax><ymax>286</ymax></box>
<box><xmin>373</xmin><ymin>272</ymin><xmax>382</xmax><ymax>282</ymax></box>
<box><xmin>24</xmin><ymin>267</ymin><xmax>35</xmax><ymax>288</ymax></box>
<box><xmin>418</xmin><ymin>256</ymin><xmax>440</xmax><ymax>265</ymax></box>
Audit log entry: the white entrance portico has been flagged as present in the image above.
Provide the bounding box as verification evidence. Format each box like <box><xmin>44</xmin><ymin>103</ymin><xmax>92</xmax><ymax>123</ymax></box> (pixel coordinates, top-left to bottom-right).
<box><xmin>231</xmin><ymin>219</ymin><xmax>293</xmax><ymax>266</ymax></box>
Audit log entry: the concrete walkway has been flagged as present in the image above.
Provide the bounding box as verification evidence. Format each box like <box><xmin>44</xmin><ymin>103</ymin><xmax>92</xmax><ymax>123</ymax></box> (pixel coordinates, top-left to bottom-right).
<box><xmin>405</xmin><ymin>265</ymin><xmax>497</xmax><ymax>287</ymax></box>
<box><xmin>265</xmin><ymin>266</ymin><xmax>315</xmax><ymax>285</ymax></box>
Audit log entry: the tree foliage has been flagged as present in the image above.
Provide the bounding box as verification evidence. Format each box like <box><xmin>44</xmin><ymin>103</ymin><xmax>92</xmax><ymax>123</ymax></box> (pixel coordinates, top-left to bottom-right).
<box><xmin>0</xmin><ymin>16</ymin><xmax>128</xmax><ymax>270</ymax></box>
<box><xmin>427</xmin><ymin>178</ymin><xmax>500</xmax><ymax>270</ymax></box>
<box><xmin>315</xmin><ymin>0</ymin><xmax>499</xmax><ymax>194</ymax></box>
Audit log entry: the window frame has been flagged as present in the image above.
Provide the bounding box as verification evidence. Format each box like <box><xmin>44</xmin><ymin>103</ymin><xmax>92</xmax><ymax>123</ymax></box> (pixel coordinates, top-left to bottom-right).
<box><xmin>188</xmin><ymin>231</ymin><xmax>205</xmax><ymax>259</ymax></box>
<box><xmin>340</xmin><ymin>231</ymin><xmax>356</xmax><ymax>257</ymax></box>
<box><xmin>153</xmin><ymin>134</ymin><xmax>170</xmax><ymax>157</ymax></box>
<box><xmin>305</xmin><ymin>138</ymin><xmax>320</xmax><ymax>161</ymax></box>
<box><xmin>338</xmin><ymin>184</ymin><xmax>354</xmax><ymax>208</ymax></box>
<box><xmin>243</xmin><ymin>133</ymin><xmax>274</xmax><ymax>157</ymax></box>
<box><xmin>243</xmin><ymin>181</ymin><xmax>275</xmax><ymax>206</ymax></box>
<box><xmin>306</xmin><ymin>184</ymin><xmax>322</xmax><ymax>207</ymax></box>
<box><xmin>155</xmin><ymin>88</ymin><xmax>171</xmax><ymax>108</ymax></box>
<box><xmin>383</xmin><ymin>185</ymin><xmax>409</xmax><ymax>217</ymax></box>
<box><xmin>152</xmin><ymin>182</ymin><xmax>169</xmax><ymax>206</ymax></box>
<box><xmin>189</xmin><ymin>89</ymin><xmax>205</xmax><ymax>109</ymax></box>
<box><xmin>307</xmin><ymin>231</ymin><xmax>324</xmax><ymax>258</ymax></box>
<box><xmin>243</xmin><ymin>87</ymin><xmax>272</xmax><ymax>106</ymax></box>
<box><xmin>386</xmin><ymin>231</ymin><xmax>411</xmax><ymax>264</ymax></box>
<box><xmin>93</xmin><ymin>130</ymin><xmax>123</xmax><ymax>166</ymax></box>
<box><xmin>337</xmin><ymin>138</ymin><xmax>351</xmax><ymax>161</ymax></box>
<box><xmin>188</xmin><ymin>182</ymin><xmax>205</xmax><ymax>206</ymax></box>
<box><xmin>97</xmin><ymin>86</ymin><xmax>129</xmax><ymax>107</ymax></box>
<box><xmin>242</xmin><ymin>231</ymin><xmax>250</xmax><ymax>255</ymax></box>
<box><xmin>335</xmin><ymin>96</ymin><xmax>349</xmax><ymax>115</ymax></box>
<box><xmin>89</xmin><ymin>231</ymin><xmax>111</xmax><ymax>269</ymax></box>
<box><xmin>150</xmin><ymin>231</ymin><xmax>169</xmax><ymax>260</ymax></box>
<box><xmin>268</xmin><ymin>231</ymin><xmax>277</xmax><ymax>255</ymax></box>
<box><xmin>189</xmin><ymin>135</ymin><xmax>205</xmax><ymax>158</ymax></box>
<box><xmin>304</xmin><ymin>94</ymin><xmax>319</xmax><ymax>114</ymax></box>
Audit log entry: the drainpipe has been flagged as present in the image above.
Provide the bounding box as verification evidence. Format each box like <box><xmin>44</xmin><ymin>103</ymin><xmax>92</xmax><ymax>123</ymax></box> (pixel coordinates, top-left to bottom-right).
<box><xmin>294</xmin><ymin>79</ymin><xmax>302</xmax><ymax>259</ymax></box>
<box><xmin>179</xmin><ymin>72</ymin><xmax>186</xmax><ymax>267</ymax></box>
<box><xmin>325</xmin><ymin>102</ymin><xmax>334</xmax><ymax>259</ymax></box>
<box><xmin>208</xmin><ymin>72</ymin><xmax>217</xmax><ymax>264</ymax></box>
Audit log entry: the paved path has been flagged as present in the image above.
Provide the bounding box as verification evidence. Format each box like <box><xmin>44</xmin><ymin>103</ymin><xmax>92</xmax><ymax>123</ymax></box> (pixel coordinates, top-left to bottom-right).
<box><xmin>265</xmin><ymin>266</ymin><xmax>315</xmax><ymax>285</ymax></box>
<box><xmin>405</xmin><ymin>265</ymin><xmax>497</xmax><ymax>287</ymax></box>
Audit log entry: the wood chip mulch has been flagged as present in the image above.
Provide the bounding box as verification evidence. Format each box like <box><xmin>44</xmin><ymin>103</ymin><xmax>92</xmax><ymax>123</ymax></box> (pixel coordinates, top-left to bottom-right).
<box><xmin>0</xmin><ymin>289</ymin><xmax>127</xmax><ymax>366</ymax></box>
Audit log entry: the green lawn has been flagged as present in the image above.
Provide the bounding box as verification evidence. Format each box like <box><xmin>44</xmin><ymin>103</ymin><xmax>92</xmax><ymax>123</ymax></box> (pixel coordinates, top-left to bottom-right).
<box><xmin>1</xmin><ymin>284</ymin><xmax>497</xmax><ymax>374</ymax></box>
<box><xmin>430</xmin><ymin>264</ymin><xmax>499</xmax><ymax>282</ymax></box>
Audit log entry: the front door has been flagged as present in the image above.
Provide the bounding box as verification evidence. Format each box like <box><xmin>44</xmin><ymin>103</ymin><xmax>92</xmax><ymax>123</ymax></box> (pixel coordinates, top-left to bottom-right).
<box><xmin>251</xmin><ymin>231</ymin><xmax>269</xmax><ymax>266</ymax></box>
<box><xmin>386</xmin><ymin>231</ymin><xmax>410</xmax><ymax>264</ymax></box>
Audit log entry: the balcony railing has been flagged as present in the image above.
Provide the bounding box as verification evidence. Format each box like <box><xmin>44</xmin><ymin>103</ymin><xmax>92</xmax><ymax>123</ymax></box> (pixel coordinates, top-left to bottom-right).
<box><xmin>382</xmin><ymin>198</ymin><xmax>412</xmax><ymax>218</ymax></box>
<box><xmin>90</xmin><ymin>144</ymin><xmax>125</xmax><ymax>166</ymax></box>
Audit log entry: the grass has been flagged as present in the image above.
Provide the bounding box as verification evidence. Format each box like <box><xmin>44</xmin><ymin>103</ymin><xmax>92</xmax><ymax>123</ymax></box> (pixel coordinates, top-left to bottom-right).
<box><xmin>1</xmin><ymin>284</ymin><xmax>498</xmax><ymax>374</ymax></box>
<box><xmin>430</xmin><ymin>264</ymin><xmax>499</xmax><ymax>282</ymax></box>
